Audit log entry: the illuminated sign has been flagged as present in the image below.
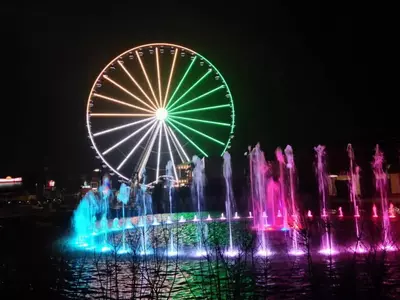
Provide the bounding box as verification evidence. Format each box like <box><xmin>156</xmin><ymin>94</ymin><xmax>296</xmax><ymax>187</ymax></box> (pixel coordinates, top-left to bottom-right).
<box><xmin>0</xmin><ymin>176</ymin><xmax>22</xmax><ymax>183</ymax></box>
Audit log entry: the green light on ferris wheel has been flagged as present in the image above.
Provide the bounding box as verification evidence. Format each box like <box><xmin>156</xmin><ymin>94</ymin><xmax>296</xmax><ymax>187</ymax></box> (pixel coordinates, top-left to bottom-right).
<box><xmin>87</xmin><ymin>43</ymin><xmax>235</xmax><ymax>182</ymax></box>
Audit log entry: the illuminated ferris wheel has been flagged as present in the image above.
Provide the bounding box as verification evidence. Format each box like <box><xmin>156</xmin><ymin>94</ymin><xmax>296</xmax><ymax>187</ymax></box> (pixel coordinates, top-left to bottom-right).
<box><xmin>86</xmin><ymin>43</ymin><xmax>235</xmax><ymax>182</ymax></box>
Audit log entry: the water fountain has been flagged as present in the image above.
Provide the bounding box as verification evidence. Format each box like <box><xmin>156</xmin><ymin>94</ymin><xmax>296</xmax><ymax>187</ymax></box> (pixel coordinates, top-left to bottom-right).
<box><xmin>276</xmin><ymin>148</ymin><xmax>289</xmax><ymax>229</ymax></box>
<box><xmin>191</xmin><ymin>155</ymin><xmax>206</xmax><ymax>255</ymax></box>
<box><xmin>314</xmin><ymin>145</ymin><xmax>336</xmax><ymax>255</ymax></box>
<box><xmin>98</xmin><ymin>175</ymin><xmax>113</xmax><ymax>251</ymax></box>
<box><xmin>116</xmin><ymin>182</ymin><xmax>130</xmax><ymax>253</ymax></box>
<box><xmin>72</xmin><ymin>190</ymin><xmax>98</xmax><ymax>248</ymax></box>
<box><xmin>338</xmin><ymin>207</ymin><xmax>343</xmax><ymax>218</ymax></box>
<box><xmin>284</xmin><ymin>145</ymin><xmax>302</xmax><ymax>255</ymax></box>
<box><xmin>248</xmin><ymin>146</ymin><xmax>256</xmax><ymax>228</ymax></box>
<box><xmin>223</xmin><ymin>151</ymin><xmax>237</xmax><ymax>256</ymax></box>
<box><xmin>347</xmin><ymin>144</ymin><xmax>361</xmax><ymax>239</ymax></box>
<box><xmin>68</xmin><ymin>142</ymin><xmax>398</xmax><ymax>259</ymax></box>
<box><xmin>166</xmin><ymin>160</ymin><xmax>177</xmax><ymax>256</ymax></box>
<box><xmin>372</xmin><ymin>204</ymin><xmax>378</xmax><ymax>218</ymax></box>
<box><xmin>137</xmin><ymin>169</ymin><xmax>151</xmax><ymax>255</ymax></box>
<box><xmin>389</xmin><ymin>203</ymin><xmax>396</xmax><ymax>218</ymax></box>
<box><xmin>249</xmin><ymin>143</ymin><xmax>270</xmax><ymax>255</ymax></box>
<box><xmin>372</xmin><ymin>145</ymin><xmax>393</xmax><ymax>250</ymax></box>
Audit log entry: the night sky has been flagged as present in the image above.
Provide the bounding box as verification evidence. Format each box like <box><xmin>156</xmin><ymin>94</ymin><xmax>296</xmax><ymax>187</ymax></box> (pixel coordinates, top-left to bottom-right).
<box><xmin>2</xmin><ymin>4</ymin><xmax>398</xmax><ymax>189</ymax></box>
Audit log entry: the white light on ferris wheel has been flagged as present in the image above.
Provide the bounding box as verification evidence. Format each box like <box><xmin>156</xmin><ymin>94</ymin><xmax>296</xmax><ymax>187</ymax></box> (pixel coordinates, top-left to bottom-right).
<box><xmin>155</xmin><ymin>108</ymin><xmax>168</xmax><ymax>121</ymax></box>
<box><xmin>86</xmin><ymin>43</ymin><xmax>236</xmax><ymax>182</ymax></box>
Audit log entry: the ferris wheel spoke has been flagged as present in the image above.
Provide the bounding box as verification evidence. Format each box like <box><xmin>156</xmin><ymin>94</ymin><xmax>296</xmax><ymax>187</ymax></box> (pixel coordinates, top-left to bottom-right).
<box><xmin>155</xmin><ymin>123</ymin><xmax>163</xmax><ymax>181</ymax></box>
<box><xmin>103</xmin><ymin>75</ymin><xmax>156</xmax><ymax>111</ymax></box>
<box><xmin>90</xmin><ymin>113</ymin><xmax>153</xmax><ymax>117</ymax></box>
<box><xmin>165</xmin><ymin>125</ymin><xmax>188</xmax><ymax>163</ymax></box>
<box><xmin>166</xmin><ymin>119</ymin><xmax>208</xmax><ymax>157</ymax></box>
<box><xmin>167</xmin><ymin>118</ymin><xmax>225</xmax><ymax>146</ymax></box>
<box><xmin>163</xmin><ymin>48</ymin><xmax>178</xmax><ymax>108</ymax></box>
<box><xmin>167</xmin><ymin>69</ymin><xmax>212</xmax><ymax>111</ymax></box>
<box><xmin>137</xmin><ymin>122</ymin><xmax>162</xmax><ymax>174</ymax></box>
<box><xmin>168</xmin><ymin>104</ymin><xmax>230</xmax><ymax>115</ymax></box>
<box><xmin>155</xmin><ymin>48</ymin><xmax>163</xmax><ymax>107</ymax></box>
<box><xmin>93</xmin><ymin>117</ymin><xmax>154</xmax><ymax>137</ymax></box>
<box><xmin>168</xmin><ymin>115</ymin><xmax>230</xmax><ymax>127</ymax></box>
<box><xmin>168</xmin><ymin>85</ymin><xmax>225</xmax><ymax>113</ymax></box>
<box><xmin>102</xmin><ymin>119</ymin><xmax>156</xmax><ymax>155</ymax></box>
<box><xmin>117</xmin><ymin>121</ymin><xmax>158</xmax><ymax>170</ymax></box>
<box><xmin>117</xmin><ymin>60</ymin><xmax>158</xmax><ymax>110</ymax></box>
<box><xmin>135</xmin><ymin>50</ymin><xmax>159</xmax><ymax>107</ymax></box>
<box><xmin>92</xmin><ymin>93</ymin><xmax>154</xmax><ymax>113</ymax></box>
<box><xmin>166</xmin><ymin>129</ymin><xmax>184</xmax><ymax>164</ymax></box>
<box><xmin>163</xmin><ymin>123</ymin><xmax>179</xmax><ymax>182</ymax></box>
<box><xmin>165</xmin><ymin>56</ymin><xmax>197</xmax><ymax>110</ymax></box>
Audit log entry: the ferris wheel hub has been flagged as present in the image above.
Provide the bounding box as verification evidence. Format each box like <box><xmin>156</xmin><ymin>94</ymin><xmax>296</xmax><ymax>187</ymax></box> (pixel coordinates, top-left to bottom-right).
<box><xmin>155</xmin><ymin>108</ymin><xmax>168</xmax><ymax>121</ymax></box>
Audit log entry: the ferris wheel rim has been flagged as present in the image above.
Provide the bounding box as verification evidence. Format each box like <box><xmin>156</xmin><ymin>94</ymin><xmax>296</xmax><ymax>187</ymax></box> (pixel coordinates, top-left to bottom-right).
<box><xmin>86</xmin><ymin>42</ymin><xmax>235</xmax><ymax>182</ymax></box>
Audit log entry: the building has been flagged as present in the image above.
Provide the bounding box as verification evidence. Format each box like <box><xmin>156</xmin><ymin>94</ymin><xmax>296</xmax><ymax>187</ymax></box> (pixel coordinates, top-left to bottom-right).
<box><xmin>177</xmin><ymin>162</ymin><xmax>192</xmax><ymax>187</ymax></box>
<box><xmin>389</xmin><ymin>173</ymin><xmax>400</xmax><ymax>194</ymax></box>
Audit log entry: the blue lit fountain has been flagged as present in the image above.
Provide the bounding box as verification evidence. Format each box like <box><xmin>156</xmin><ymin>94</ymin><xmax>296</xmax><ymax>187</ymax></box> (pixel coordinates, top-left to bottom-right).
<box><xmin>117</xmin><ymin>182</ymin><xmax>130</xmax><ymax>253</ymax></box>
<box><xmin>72</xmin><ymin>190</ymin><xmax>98</xmax><ymax>248</ymax></box>
<box><xmin>137</xmin><ymin>168</ymin><xmax>152</xmax><ymax>255</ymax></box>
<box><xmin>166</xmin><ymin>160</ymin><xmax>177</xmax><ymax>256</ymax></box>
<box><xmin>72</xmin><ymin>174</ymin><xmax>113</xmax><ymax>251</ymax></box>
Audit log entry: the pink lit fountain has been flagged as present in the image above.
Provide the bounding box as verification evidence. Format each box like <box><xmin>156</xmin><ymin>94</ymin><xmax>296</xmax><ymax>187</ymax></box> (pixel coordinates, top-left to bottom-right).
<box><xmin>372</xmin><ymin>145</ymin><xmax>394</xmax><ymax>251</ymax></box>
<box><xmin>276</xmin><ymin>148</ymin><xmax>289</xmax><ymax>229</ymax></box>
<box><xmin>372</xmin><ymin>204</ymin><xmax>378</xmax><ymax>218</ymax></box>
<box><xmin>285</xmin><ymin>145</ymin><xmax>302</xmax><ymax>255</ymax></box>
<box><xmin>338</xmin><ymin>207</ymin><xmax>343</xmax><ymax>218</ymax></box>
<box><xmin>267</xmin><ymin>179</ymin><xmax>280</xmax><ymax>227</ymax></box>
<box><xmin>315</xmin><ymin>145</ymin><xmax>336</xmax><ymax>255</ymax></box>
<box><xmin>389</xmin><ymin>203</ymin><xmax>396</xmax><ymax>218</ymax></box>
<box><xmin>347</xmin><ymin>144</ymin><xmax>361</xmax><ymax>241</ymax></box>
<box><xmin>249</xmin><ymin>143</ymin><xmax>271</xmax><ymax>256</ymax></box>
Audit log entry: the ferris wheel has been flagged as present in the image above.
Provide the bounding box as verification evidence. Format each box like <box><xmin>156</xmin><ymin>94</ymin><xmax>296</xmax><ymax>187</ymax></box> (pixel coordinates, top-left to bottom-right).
<box><xmin>86</xmin><ymin>43</ymin><xmax>235</xmax><ymax>182</ymax></box>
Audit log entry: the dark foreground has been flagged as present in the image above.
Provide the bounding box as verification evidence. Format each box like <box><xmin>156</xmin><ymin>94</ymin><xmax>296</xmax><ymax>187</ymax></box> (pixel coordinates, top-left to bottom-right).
<box><xmin>1</xmin><ymin>213</ymin><xmax>400</xmax><ymax>299</ymax></box>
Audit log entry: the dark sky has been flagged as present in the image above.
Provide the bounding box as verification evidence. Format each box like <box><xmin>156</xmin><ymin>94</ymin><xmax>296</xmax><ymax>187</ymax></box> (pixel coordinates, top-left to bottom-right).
<box><xmin>2</xmin><ymin>3</ymin><xmax>398</xmax><ymax>186</ymax></box>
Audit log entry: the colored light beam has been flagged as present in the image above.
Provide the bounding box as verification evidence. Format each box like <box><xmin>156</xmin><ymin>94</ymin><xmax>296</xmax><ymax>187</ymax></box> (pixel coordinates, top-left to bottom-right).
<box><xmin>168</xmin><ymin>104</ymin><xmax>230</xmax><ymax>115</ymax></box>
<box><xmin>155</xmin><ymin>48</ymin><xmax>162</xmax><ymax>106</ymax></box>
<box><xmin>163</xmin><ymin>49</ymin><xmax>178</xmax><ymax>108</ymax></box>
<box><xmin>166</xmin><ymin>120</ymin><xmax>208</xmax><ymax>157</ymax></box>
<box><xmin>169</xmin><ymin>85</ymin><xmax>225</xmax><ymax>113</ymax></box>
<box><xmin>103</xmin><ymin>119</ymin><xmax>156</xmax><ymax>155</ymax></box>
<box><xmin>102</xmin><ymin>75</ymin><xmax>155</xmax><ymax>111</ymax></box>
<box><xmin>155</xmin><ymin>123</ymin><xmax>163</xmax><ymax>181</ymax></box>
<box><xmin>166</xmin><ymin>125</ymin><xmax>189</xmax><ymax>162</ymax></box>
<box><xmin>117</xmin><ymin>121</ymin><xmax>158</xmax><ymax>170</ymax></box>
<box><xmin>166</xmin><ymin>56</ymin><xmax>197</xmax><ymax>109</ymax></box>
<box><xmin>163</xmin><ymin>123</ymin><xmax>179</xmax><ymax>182</ymax></box>
<box><xmin>90</xmin><ymin>113</ymin><xmax>153</xmax><ymax>117</ymax></box>
<box><xmin>92</xmin><ymin>93</ymin><xmax>154</xmax><ymax>113</ymax></box>
<box><xmin>135</xmin><ymin>50</ymin><xmax>159</xmax><ymax>107</ymax></box>
<box><xmin>169</xmin><ymin>115</ymin><xmax>230</xmax><ymax>127</ymax></box>
<box><xmin>117</xmin><ymin>60</ymin><xmax>158</xmax><ymax>110</ymax></box>
<box><xmin>168</xmin><ymin>118</ymin><xmax>225</xmax><ymax>146</ymax></box>
<box><xmin>167</xmin><ymin>69</ymin><xmax>212</xmax><ymax>111</ymax></box>
<box><xmin>93</xmin><ymin>117</ymin><xmax>154</xmax><ymax>137</ymax></box>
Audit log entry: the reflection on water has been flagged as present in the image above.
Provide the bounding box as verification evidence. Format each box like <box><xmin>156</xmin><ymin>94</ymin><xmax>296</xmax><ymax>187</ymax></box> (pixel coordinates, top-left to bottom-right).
<box><xmin>1</xmin><ymin>216</ymin><xmax>400</xmax><ymax>299</ymax></box>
